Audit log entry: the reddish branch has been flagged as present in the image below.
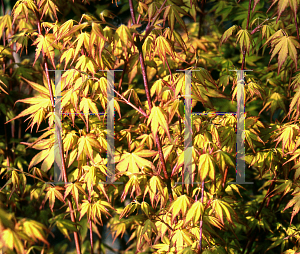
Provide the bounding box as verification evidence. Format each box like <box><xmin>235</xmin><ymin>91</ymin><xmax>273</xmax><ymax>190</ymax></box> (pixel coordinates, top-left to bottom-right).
<box><xmin>197</xmin><ymin>180</ymin><xmax>205</xmax><ymax>254</ymax></box>
<box><xmin>33</xmin><ymin>2</ymin><xmax>81</xmax><ymax>253</ymax></box>
<box><xmin>198</xmin><ymin>0</ymin><xmax>206</xmax><ymax>39</ymax></box>
<box><xmin>128</xmin><ymin>0</ymin><xmax>173</xmax><ymax>202</ymax></box>
<box><xmin>241</xmin><ymin>0</ymin><xmax>252</xmax><ymax>70</ymax></box>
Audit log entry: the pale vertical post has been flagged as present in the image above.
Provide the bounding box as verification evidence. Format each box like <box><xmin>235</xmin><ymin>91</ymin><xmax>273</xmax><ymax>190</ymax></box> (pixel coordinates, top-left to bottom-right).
<box><xmin>175</xmin><ymin>69</ymin><xmax>201</xmax><ymax>185</ymax></box>
<box><xmin>106</xmin><ymin>70</ymin><xmax>115</xmax><ymax>184</ymax></box>
<box><xmin>184</xmin><ymin>70</ymin><xmax>193</xmax><ymax>184</ymax></box>
<box><xmin>53</xmin><ymin>70</ymin><xmax>63</xmax><ymax>184</ymax></box>
<box><xmin>229</xmin><ymin>70</ymin><xmax>253</xmax><ymax>185</ymax></box>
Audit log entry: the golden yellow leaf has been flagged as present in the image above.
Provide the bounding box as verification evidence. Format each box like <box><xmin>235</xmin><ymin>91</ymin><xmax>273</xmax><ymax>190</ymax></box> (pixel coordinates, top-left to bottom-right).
<box><xmin>32</xmin><ymin>34</ymin><xmax>56</xmax><ymax>67</ymax></box>
<box><xmin>198</xmin><ymin>153</ymin><xmax>216</xmax><ymax>181</ymax></box>
<box><xmin>154</xmin><ymin>36</ymin><xmax>176</xmax><ymax>61</ymax></box>
<box><xmin>147</xmin><ymin>106</ymin><xmax>171</xmax><ymax>141</ymax></box>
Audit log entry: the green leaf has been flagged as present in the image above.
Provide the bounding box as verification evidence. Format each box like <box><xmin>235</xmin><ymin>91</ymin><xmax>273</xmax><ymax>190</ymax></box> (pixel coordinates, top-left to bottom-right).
<box><xmin>0</xmin><ymin>208</ymin><xmax>14</xmax><ymax>229</ymax></box>
<box><xmin>220</xmin><ymin>25</ymin><xmax>238</xmax><ymax>45</ymax></box>
<box><xmin>274</xmin><ymin>124</ymin><xmax>299</xmax><ymax>153</ymax></box>
<box><xmin>1</xmin><ymin>228</ymin><xmax>24</xmax><ymax>253</ymax></box>
<box><xmin>141</xmin><ymin>219</ymin><xmax>157</xmax><ymax>242</ymax></box>
<box><xmin>79</xmin><ymin>200</ymin><xmax>92</xmax><ymax>221</ymax></box>
<box><xmin>115</xmin><ymin>24</ymin><xmax>133</xmax><ymax>46</ymax></box>
<box><xmin>259</xmin><ymin>92</ymin><xmax>287</xmax><ymax>118</ymax></box>
<box><xmin>171</xmin><ymin>229</ymin><xmax>194</xmax><ymax>249</ymax></box>
<box><xmin>167</xmin><ymin>5</ymin><xmax>188</xmax><ymax>33</ymax></box>
<box><xmin>72</xmin><ymin>32</ymin><xmax>90</xmax><ymax>61</ymax></box>
<box><xmin>215</xmin><ymin>150</ymin><xmax>235</xmax><ymax>173</ymax></box>
<box><xmin>236</xmin><ymin>29</ymin><xmax>252</xmax><ymax>54</ymax></box>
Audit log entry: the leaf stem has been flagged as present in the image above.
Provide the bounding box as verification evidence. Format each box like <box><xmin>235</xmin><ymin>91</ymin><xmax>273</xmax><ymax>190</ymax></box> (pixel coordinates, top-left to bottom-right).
<box><xmin>295</xmin><ymin>13</ymin><xmax>299</xmax><ymax>40</ymax></box>
<box><xmin>246</xmin><ymin>0</ymin><xmax>252</xmax><ymax>30</ymax></box>
<box><xmin>166</xmin><ymin>58</ymin><xmax>175</xmax><ymax>92</ymax></box>
<box><xmin>89</xmin><ymin>220</ymin><xmax>94</xmax><ymax>253</ymax></box>
<box><xmin>113</xmin><ymin>89</ymin><xmax>148</xmax><ymax>118</ymax></box>
<box><xmin>118</xmin><ymin>59</ymin><xmax>127</xmax><ymax>92</ymax></box>
<box><xmin>197</xmin><ymin>180</ymin><xmax>205</xmax><ymax>254</ymax></box>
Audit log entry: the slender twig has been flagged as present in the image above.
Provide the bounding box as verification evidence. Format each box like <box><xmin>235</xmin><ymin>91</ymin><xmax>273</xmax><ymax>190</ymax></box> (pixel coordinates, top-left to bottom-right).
<box><xmin>128</xmin><ymin>0</ymin><xmax>136</xmax><ymax>24</ymax></box>
<box><xmin>150</xmin><ymin>0</ymin><xmax>168</xmax><ymax>27</ymax></box>
<box><xmin>1</xmin><ymin>0</ymin><xmax>9</xmax><ymax>169</ymax></box>
<box><xmin>128</xmin><ymin>0</ymin><xmax>173</xmax><ymax>203</ymax></box>
<box><xmin>33</xmin><ymin>2</ymin><xmax>81</xmax><ymax>253</ymax></box>
<box><xmin>4</xmin><ymin>124</ymin><xmax>10</xmax><ymax>171</ymax></box>
<box><xmin>250</xmin><ymin>18</ymin><xmax>269</xmax><ymax>35</ymax></box>
<box><xmin>246</xmin><ymin>0</ymin><xmax>252</xmax><ymax>30</ymax></box>
<box><xmin>222</xmin><ymin>166</ymin><xmax>228</xmax><ymax>189</ymax></box>
<box><xmin>114</xmin><ymin>89</ymin><xmax>148</xmax><ymax>117</ymax></box>
<box><xmin>86</xmin><ymin>116</ymin><xmax>94</xmax><ymax>253</ymax></box>
<box><xmin>118</xmin><ymin>59</ymin><xmax>127</xmax><ymax>92</ymax></box>
<box><xmin>154</xmin><ymin>214</ymin><xmax>174</xmax><ymax>231</ymax></box>
<box><xmin>1</xmin><ymin>0</ymin><xmax>5</xmax><ymax>72</ymax></box>
<box><xmin>241</xmin><ymin>0</ymin><xmax>252</xmax><ymax>70</ymax></box>
<box><xmin>89</xmin><ymin>220</ymin><xmax>94</xmax><ymax>253</ymax></box>
<box><xmin>294</xmin><ymin>13</ymin><xmax>299</xmax><ymax>40</ymax></box>
<box><xmin>165</xmin><ymin>58</ymin><xmax>175</xmax><ymax>91</ymax></box>
<box><xmin>197</xmin><ymin>0</ymin><xmax>206</xmax><ymax>39</ymax></box>
<box><xmin>139</xmin><ymin>0</ymin><xmax>168</xmax><ymax>45</ymax></box>
<box><xmin>197</xmin><ymin>180</ymin><xmax>205</xmax><ymax>254</ymax></box>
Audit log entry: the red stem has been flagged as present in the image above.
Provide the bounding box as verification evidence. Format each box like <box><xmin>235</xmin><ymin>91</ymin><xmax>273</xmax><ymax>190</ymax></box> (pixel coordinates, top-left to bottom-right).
<box><xmin>34</xmin><ymin>3</ymin><xmax>81</xmax><ymax>253</ymax></box>
<box><xmin>294</xmin><ymin>12</ymin><xmax>299</xmax><ymax>40</ymax></box>
<box><xmin>128</xmin><ymin>0</ymin><xmax>173</xmax><ymax>203</ymax></box>
<box><xmin>241</xmin><ymin>0</ymin><xmax>252</xmax><ymax>70</ymax></box>
<box><xmin>197</xmin><ymin>180</ymin><xmax>205</xmax><ymax>254</ymax></box>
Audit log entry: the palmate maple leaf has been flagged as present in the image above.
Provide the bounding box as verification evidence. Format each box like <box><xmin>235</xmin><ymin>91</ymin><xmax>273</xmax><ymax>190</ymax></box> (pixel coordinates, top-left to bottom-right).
<box><xmin>115</xmin><ymin>149</ymin><xmax>157</xmax><ymax>173</ymax></box>
<box><xmin>264</xmin><ymin>30</ymin><xmax>300</xmax><ymax>74</ymax></box>
<box><xmin>32</xmin><ymin>34</ymin><xmax>58</xmax><ymax>68</ymax></box>
<box><xmin>5</xmin><ymin>78</ymin><xmax>52</xmax><ymax>132</ymax></box>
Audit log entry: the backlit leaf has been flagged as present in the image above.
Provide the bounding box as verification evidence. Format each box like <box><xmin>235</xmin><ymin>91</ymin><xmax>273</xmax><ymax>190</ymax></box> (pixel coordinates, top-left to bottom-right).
<box><xmin>32</xmin><ymin>34</ymin><xmax>57</xmax><ymax>67</ymax></box>
<box><xmin>147</xmin><ymin>106</ymin><xmax>171</xmax><ymax>141</ymax></box>
<box><xmin>20</xmin><ymin>219</ymin><xmax>49</xmax><ymax>246</ymax></box>
<box><xmin>154</xmin><ymin>36</ymin><xmax>176</xmax><ymax>61</ymax></box>
<box><xmin>115</xmin><ymin>150</ymin><xmax>155</xmax><ymax>173</ymax></box>
<box><xmin>220</xmin><ymin>25</ymin><xmax>238</xmax><ymax>45</ymax></box>
<box><xmin>169</xmin><ymin>195</ymin><xmax>191</xmax><ymax>221</ymax></box>
<box><xmin>198</xmin><ymin>153</ymin><xmax>216</xmax><ymax>181</ymax></box>
<box><xmin>44</xmin><ymin>186</ymin><xmax>65</xmax><ymax>212</ymax></box>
